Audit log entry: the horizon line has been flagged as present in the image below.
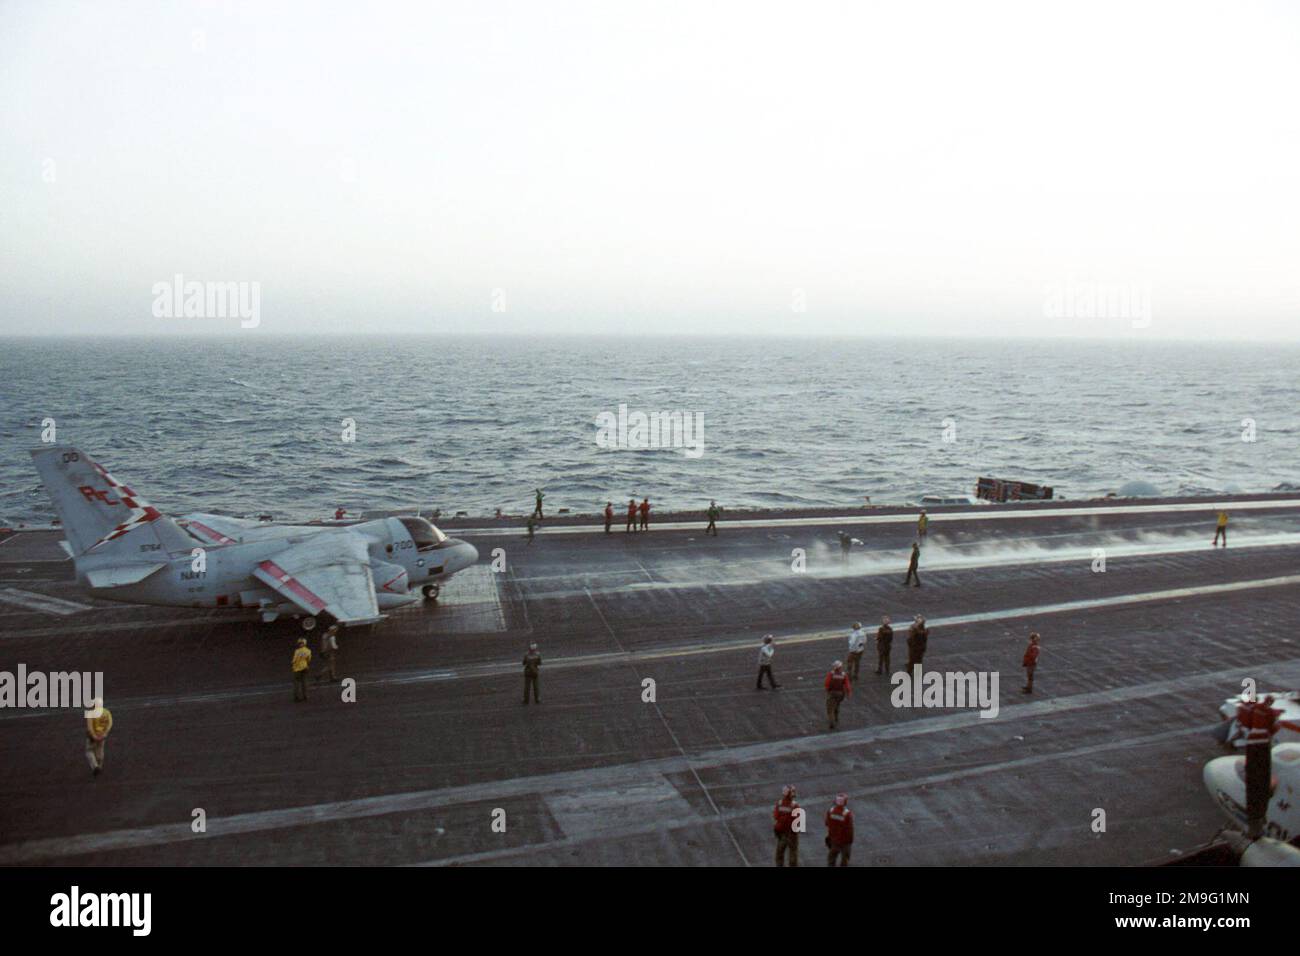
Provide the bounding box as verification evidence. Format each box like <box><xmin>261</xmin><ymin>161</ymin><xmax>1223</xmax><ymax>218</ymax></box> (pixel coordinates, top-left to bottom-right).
<box><xmin>2</xmin><ymin>331</ymin><xmax>1299</xmax><ymax>345</ymax></box>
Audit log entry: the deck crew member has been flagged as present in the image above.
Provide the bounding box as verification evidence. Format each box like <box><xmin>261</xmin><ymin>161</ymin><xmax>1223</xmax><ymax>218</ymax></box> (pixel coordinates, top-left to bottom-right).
<box><xmin>522</xmin><ymin>642</ymin><xmax>542</xmax><ymax>705</ymax></box>
<box><xmin>705</xmin><ymin>500</ymin><xmax>720</xmax><ymax>536</ymax></box>
<box><xmin>533</xmin><ymin>488</ymin><xmax>544</xmax><ymax>519</ymax></box>
<box><xmin>825</xmin><ymin>794</ymin><xmax>854</xmax><ymax>866</ymax></box>
<box><xmin>626</xmin><ymin>498</ymin><xmax>637</xmax><ymax>532</ymax></box>
<box><xmin>846</xmin><ymin>622</ymin><xmax>867</xmax><ymax>681</ymax></box>
<box><xmin>84</xmin><ymin>698</ymin><xmax>112</xmax><ymax>777</ymax></box>
<box><xmin>639</xmin><ymin>497</ymin><xmax>650</xmax><ymax>531</ymax></box>
<box><xmin>526</xmin><ymin>514</ymin><xmax>537</xmax><ymax>545</ymax></box>
<box><xmin>1022</xmin><ymin>632</ymin><xmax>1040</xmax><ymax>694</ymax></box>
<box><xmin>903</xmin><ymin>541</ymin><xmax>922</xmax><ymax>587</ymax></box>
<box><xmin>292</xmin><ymin>637</ymin><xmax>312</xmax><ymax>702</ymax></box>
<box><xmin>875</xmin><ymin>615</ymin><xmax>894</xmax><ymax>675</ymax></box>
<box><xmin>1213</xmin><ymin>510</ymin><xmax>1228</xmax><ymax>547</ymax></box>
<box><xmin>315</xmin><ymin>625</ymin><xmax>340</xmax><ymax>683</ymax></box>
<box><xmin>824</xmin><ymin>661</ymin><xmax>851</xmax><ymax>730</ymax></box>
<box><xmin>604</xmin><ymin>501</ymin><xmax>614</xmax><ymax>534</ymax></box>
<box><xmin>906</xmin><ymin>615</ymin><xmax>929</xmax><ymax>673</ymax></box>
<box><xmin>838</xmin><ymin>531</ymin><xmax>852</xmax><ymax>562</ymax></box>
<box><xmin>773</xmin><ymin>785</ymin><xmax>801</xmax><ymax>867</ymax></box>
<box><xmin>334</xmin><ymin>507</ymin><xmax>346</xmax><ymax>520</ymax></box>
<box><xmin>917</xmin><ymin>510</ymin><xmax>928</xmax><ymax>539</ymax></box>
<box><xmin>756</xmin><ymin>635</ymin><xmax>779</xmax><ymax>689</ymax></box>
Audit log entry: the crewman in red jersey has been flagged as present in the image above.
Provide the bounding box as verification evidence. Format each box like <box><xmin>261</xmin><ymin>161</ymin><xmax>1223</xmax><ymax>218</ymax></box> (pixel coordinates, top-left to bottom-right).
<box><xmin>824</xmin><ymin>661</ymin><xmax>852</xmax><ymax>730</ymax></box>
<box><xmin>638</xmin><ymin>497</ymin><xmax>650</xmax><ymax>531</ymax></box>
<box><xmin>626</xmin><ymin>498</ymin><xmax>637</xmax><ymax>532</ymax></box>
<box><xmin>773</xmin><ymin>784</ymin><xmax>802</xmax><ymax>867</ymax></box>
<box><xmin>1022</xmin><ymin>632</ymin><xmax>1040</xmax><ymax>694</ymax></box>
<box><xmin>333</xmin><ymin>507</ymin><xmax>346</xmax><ymax>520</ymax></box>
<box><xmin>604</xmin><ymin>502</ymin><xmax>614</xmax><ymax>534</ymax></box>
<box><xmin>825</xmin><ymin>793</ymin><xmax>854</xmax><ymax>866</ymax></box>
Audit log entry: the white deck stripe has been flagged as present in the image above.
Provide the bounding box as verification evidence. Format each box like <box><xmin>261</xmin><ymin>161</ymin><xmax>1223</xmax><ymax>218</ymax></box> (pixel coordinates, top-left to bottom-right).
<box><xmin>0</xmin><ymin>587</ymin><xmax>93</xmax><ymax>616</ymax></box>
<box><xmin>3</xmin><ymin>660</ymin><xmax>1294</xmax><ymax>863</ymax></box>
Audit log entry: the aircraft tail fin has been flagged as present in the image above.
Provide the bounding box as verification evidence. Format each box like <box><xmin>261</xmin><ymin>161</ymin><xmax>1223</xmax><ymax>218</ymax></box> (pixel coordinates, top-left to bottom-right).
<box><xmin>29</xmin><ymin>446</ymin><xmax>195</xmax><ymax>558</ymax></box>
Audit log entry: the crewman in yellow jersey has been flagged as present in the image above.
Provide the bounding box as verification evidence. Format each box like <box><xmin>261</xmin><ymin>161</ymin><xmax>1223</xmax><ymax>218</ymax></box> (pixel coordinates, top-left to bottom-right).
<box><xmin>292</xmin><ymin>637</ymin><xmax>313</xmax><ymax>702</ymax></box>
<box><xmin>917</xmin><ymin>510</ymin><xmax>929</xmax><ymax>539</ymax></box>
<box><xmin>1213</xmin><ymin>510</ymin><xmax>1228</xmax><ymax>548</ymax></box>
<box><xmin>85</xmin><ymin>698</ymin><xmax>112</xmax><ymax>777</ymax></box>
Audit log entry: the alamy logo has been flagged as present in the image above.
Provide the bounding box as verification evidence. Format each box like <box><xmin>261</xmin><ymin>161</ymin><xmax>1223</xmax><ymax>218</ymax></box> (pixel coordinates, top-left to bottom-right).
<box><xmin>1043</xmin><ymin>280</ymin><xmax>1151</xmax><ymax>328</ymax></box>
<box><xmin>151</xmin><ymin>273</ymin><xmax>260</xmax><ymax>328</ymax></box>
<box><xmin>891</xmin><ymin>666</ymin><xmax>1000</xmax><ymax>718</ymax></box>
<box><xmin>0</xmin><ymin>665</ymin><xmax>104</xmax><ymax>715</ymax></box>
<box><xmin>50</xmin><ymin>886</ymin><xmax>151</xmax><ymax>936</ymax></box>
<box><xmin>594</xmin><ymin>404</ymin><xmax>705</xmax><ymax>459</ymax></box>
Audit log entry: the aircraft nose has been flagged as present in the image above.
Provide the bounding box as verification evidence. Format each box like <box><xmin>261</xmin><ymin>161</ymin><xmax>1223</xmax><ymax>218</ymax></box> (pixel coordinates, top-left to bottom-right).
<box><xmin>450</xmin><ymin>539</ymin><xmax>478</xmax><ymax>572</ymax></box>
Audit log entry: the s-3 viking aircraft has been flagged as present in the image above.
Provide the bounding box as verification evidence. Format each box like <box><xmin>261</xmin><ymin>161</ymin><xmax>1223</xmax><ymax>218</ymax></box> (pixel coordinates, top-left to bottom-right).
<box><xmin>31</xmin><ymin>446</ymin><xmax>479</xmax><ymax>630</ymax></box>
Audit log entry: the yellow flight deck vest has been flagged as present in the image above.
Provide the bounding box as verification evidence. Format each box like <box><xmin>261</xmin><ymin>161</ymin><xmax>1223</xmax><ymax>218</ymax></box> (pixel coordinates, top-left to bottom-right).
<box><xmin>292</xmin><ymin>647</ymin><xmax>312</xmax><ymax>673</ymax></box>
<box><xmin>1217</xmin><ymin>512</ymin><xmax>1228</xmax><ymax>528</ymax></box>
<box><xmin>87</xmin><ymin>708</ymin><xmax>113</xmax><ymax>738</ymax></box>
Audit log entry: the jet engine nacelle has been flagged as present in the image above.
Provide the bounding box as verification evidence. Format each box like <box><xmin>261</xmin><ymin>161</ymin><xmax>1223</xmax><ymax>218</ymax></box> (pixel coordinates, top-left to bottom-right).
<box><xmin>371</xmin><ymin>559</ymin><xmax>411</xmax><ymax>597</ymax></box>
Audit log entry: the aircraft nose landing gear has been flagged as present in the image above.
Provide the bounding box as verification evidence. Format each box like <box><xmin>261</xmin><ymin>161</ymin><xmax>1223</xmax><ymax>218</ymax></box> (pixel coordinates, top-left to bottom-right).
<box><xmin>301</xmin><ymin>616</ymin><xmax>318</xmax><ymax>631</ymax></box>
<box><xmin>422</xmin><ymin>584</ymin><xmax>440</xmax><ymax>602</ymax></box>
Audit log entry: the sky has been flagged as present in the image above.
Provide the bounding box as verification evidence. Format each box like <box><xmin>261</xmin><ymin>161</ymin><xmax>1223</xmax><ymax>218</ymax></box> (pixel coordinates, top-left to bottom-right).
<box><xmin>1</xmin><ymin>0</ymin><xmax>1298</xmax><ymax>339</ymax></box>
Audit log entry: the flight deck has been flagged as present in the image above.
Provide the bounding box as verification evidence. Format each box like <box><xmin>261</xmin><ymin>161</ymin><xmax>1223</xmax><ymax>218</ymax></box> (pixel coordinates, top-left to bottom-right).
<box><xmin>3</xmin><ymin>497</ymin><xmax>1300</xmax><ymax>866</ymax></box>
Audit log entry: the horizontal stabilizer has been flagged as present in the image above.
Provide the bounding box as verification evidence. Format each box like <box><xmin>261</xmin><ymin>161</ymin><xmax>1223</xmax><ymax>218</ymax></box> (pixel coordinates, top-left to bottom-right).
<box><xmin>84</xmin><ymin>563</ymin><xmax>167</xmax><ymax>589</ymax></box>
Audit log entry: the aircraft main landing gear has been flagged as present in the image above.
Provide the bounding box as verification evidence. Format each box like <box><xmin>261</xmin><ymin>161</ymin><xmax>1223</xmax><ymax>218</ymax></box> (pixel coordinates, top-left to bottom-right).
<box><xmin>422</xmin><ymin>584</ymin><xmax>440</xmax><ymax>602</ymax></box>
<box><xmin>301</xmin><ymin>616</ymin><xmax>318</xmax><ymax>631</ymax></box>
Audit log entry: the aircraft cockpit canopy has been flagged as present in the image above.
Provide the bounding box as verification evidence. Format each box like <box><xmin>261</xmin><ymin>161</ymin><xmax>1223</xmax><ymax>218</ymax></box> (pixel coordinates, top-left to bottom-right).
<box><xmin>399</xmin><ymin>516</ymin><xmax>449</xmax><ymax>551</ymax></box>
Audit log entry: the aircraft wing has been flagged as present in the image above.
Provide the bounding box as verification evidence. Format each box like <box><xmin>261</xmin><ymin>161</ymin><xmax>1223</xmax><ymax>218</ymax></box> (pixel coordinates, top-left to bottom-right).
<box><xmin>252</xmin><ymin>532</ymin><xmax>382</xmax><ymax>625</ymax></box>
<box><xmin>177</xmin><ymin>513</ymin><xmax>262</xmax><ymax>546</ymax></box>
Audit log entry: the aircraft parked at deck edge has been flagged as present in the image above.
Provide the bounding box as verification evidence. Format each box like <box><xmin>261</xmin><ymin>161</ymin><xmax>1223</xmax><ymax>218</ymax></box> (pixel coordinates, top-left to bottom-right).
<box><xmin>31</xmin><ymin>446</ymin><xmax>478</xmax><ymax>630</ymax></box>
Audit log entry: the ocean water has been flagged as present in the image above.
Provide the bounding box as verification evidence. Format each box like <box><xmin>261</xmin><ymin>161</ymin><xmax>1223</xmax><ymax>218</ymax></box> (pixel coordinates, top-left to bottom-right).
<box><xmin>1</xmin><ymin>336</ymin><xmax>1297</xmax><ymax>525</ymax></box>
